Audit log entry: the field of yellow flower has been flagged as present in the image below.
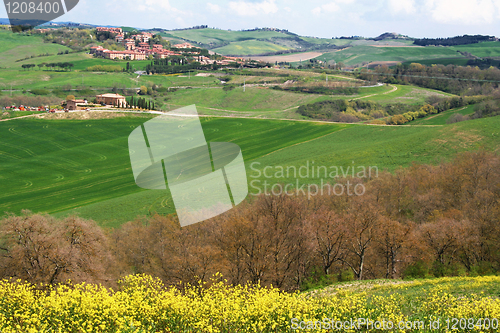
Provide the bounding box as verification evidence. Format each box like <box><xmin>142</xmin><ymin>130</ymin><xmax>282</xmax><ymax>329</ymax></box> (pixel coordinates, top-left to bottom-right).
<box><xmin>0</xmin><ymin>274</ymin><xmax>498</xmax><ymax>332</ymax></box>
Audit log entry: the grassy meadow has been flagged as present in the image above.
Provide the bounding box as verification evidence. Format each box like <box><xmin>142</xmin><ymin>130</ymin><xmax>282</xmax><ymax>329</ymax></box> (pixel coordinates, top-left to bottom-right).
<box><xmin>314</xmin><ymin>45</ymin><xmax>463</xmax><ymax>66</ymax></box>
<box><xmin>408</xmin><ymin>105</ymin><xmax>476</xmax><ymax>125</ymax></box>
<box><xmin>0</xmin><ymin>29</ymin><xmax>71</xmax><ymax>68</ymax></box>
<box><xmin>0</xmin><ymin>112</ymin><xmax>497</xmax><ymax>227</ymax></box>
<box><xmin>163</xmin><ymin>28</ymin><xmax>290</xmax><ymax>45</ymax></box>
<box><xmin>451</xmin><ymin>41</ymin><xmax>500</xmax><ymax>58</ymax></box>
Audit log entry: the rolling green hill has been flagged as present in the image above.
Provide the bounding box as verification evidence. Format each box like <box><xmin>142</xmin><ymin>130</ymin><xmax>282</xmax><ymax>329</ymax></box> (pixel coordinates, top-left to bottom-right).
<box><xmin>451</xmin><ymin>41</ymin><xmax>500</xmax><ymax>57</ymax></box>
<box><xmin>0</xmin><ymin>115</ymin><xmax>343</xmax><ymax>227</ymax></box>
<box><xmin>164</xmin><ymin>28</ymin><xmax>291</xmax><ymax>45</ymax></box>
<box><xmin>408</xmin><ymin>105</ymin><xmax>476</xmax><ymax>125</ymax></box>
<box><xmin>212</xmin><ymin>40</ymin><xmax>290</xmax><ymax>56</ymax></box>
<box><xmin>0</xmin><ymin>29</ymin><xmax>71</xmax><ymax>68</ymax></box>
<box><xmin>2</xmin><ymin>112</ymin><xmax>499</xmax><ymax>227</ymax></box>
<box><xmin>160</xmin><ymin>28</ymin><xmax>346</xmax><ymax>55</ymax></box>
<box><xmin>314</xmin><ymin>45</ymin><xmax>463</xmax><ymax>66</ymax></box>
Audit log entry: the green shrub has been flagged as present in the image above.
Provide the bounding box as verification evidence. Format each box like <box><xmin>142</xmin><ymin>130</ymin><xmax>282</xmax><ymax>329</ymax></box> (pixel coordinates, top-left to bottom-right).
<box><xmin>339</xmin><ymin>269</ymin><xmax>355</xmax><ymax>282</ymax></box>
<box><xmin>30</xmin><ymin>89</ymin><xmax>50</xmax><ymax>95</ymax></box>
<box><xmin>403</xmin><ymin>261</ymin><xmax>431</xmax><ymax>279</ymax></box>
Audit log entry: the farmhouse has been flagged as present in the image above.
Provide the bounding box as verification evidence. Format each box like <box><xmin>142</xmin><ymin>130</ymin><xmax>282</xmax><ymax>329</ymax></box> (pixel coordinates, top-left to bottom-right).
<box><xmin>66</xmin><ymin>99</ymin><xmax>88</xmax><ymax>110</ymax></box>
<box><xmin>96</xmin><ymin>93</ymin><xmax>126</xmax><ymax>107</ymax></box>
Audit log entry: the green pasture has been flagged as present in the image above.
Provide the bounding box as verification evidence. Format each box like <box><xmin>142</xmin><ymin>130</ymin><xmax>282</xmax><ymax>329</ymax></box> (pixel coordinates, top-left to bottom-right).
<box><xmin>0</xmin><ymin>30</ymin><xmax>71</xmax><ymax>68</ymax></box>
<box><xmin>212</xmin><ymin>40</ymin><xmax>291</xmax><ymax>56</ymax></box>
<box><xmin>315</xmin><ymin>45</ymin><xmax>463</xmax><ymax>66</ymax></box>
<box><xmin>17</xmin><ymin>55</ymin><xmax>151</xmax><ymax>71</ymax></box>
<box><xmin>451</xmin><ymin>41</ymin><xmax>500</xmax><ymax>58</ymax></box>
<box><xmin>0</xmin><ymin>69</ymin><xmax>224</xmax><ymax>91</ymax></box>
<box><xmin>0</xmin><ymin>70</ymin><xmax>139</xmax><ymax>90</ymax></box>
<box><xmin>402</xmin><ymin>57</ymin><xmax>469</xmax><ymax>67</ymax></box>
<box><xmin>162</xmin><ymin>86</ymin><xmax>329</xmax><ymax>111</ymax></box>
<box><xmin>163</xmin><ymin>28</ymin><xmax>291</xmax><ymax>45</ymax></box>
<box><xmin>0</xmin><ymin>116</ymin><xmax>343</xmax><ymax>227</ymax></box>
<box><xmin>53</xmin><ymin>114</ymin><xmax>500</xmax><ymax>226</ymax></box>
<box><xmin>408</xmin><ymin>105</ymin><xmax>476</xmax><ymax>125</ymax></box>
<box><xmin>1</xmin><ymin>112</ymin><xmax>499</xmax><ymax>227</ymax></box>
<box><xmin>357</xmin><ymin>84</ymin><xmax>454</xmax><ymax>104</ymax></box>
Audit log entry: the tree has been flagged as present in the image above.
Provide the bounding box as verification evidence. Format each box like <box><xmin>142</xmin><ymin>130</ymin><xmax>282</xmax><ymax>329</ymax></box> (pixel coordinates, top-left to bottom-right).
<box><xmin>375</xmin><ymin>218</ymin><xmax>412</xmax><ymax>279</ymax></box>
<box><xmin>342</xmin><ymin>197</ymin><xmax>379</xmax><ymax>280</ymax></box>
<box><xmin>66</xmin><ymin>95</ymin><xmax>75</xmax><ymax>101</ymax></box>
<box><xmin>139</xmin><ymin>86</ymin><xmax>147</xmax><ymax>95</ymax></box>
<box><xmin>309</xmin><ymin>208</ymin><xmax>346</xmax><ymax>275</ymax></box>
<box><xmin>0</xmin><ymin>213</ymin><xmax>111</xmax><ymax>285</ymax></box>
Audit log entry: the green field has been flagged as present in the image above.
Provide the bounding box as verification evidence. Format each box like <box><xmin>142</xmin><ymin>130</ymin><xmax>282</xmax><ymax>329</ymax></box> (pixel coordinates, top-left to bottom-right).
<box><xmin>0</xmin><ymin>115</ymin><xmax>344</xmax><ymax>227</ymax></box>
<box><xmin>408</xmin><ymin>105</ymin><xmax>476</xmax><ymax>125</ymax></box>
<box><xmin>0</xmin><ymin>69</ymin><xmax>225</xmax><ymax>91</ymax></box>
<box><xmin>402</xmin><ymin>57</ymin><xmax>469</xmax><ymax>67</ymax></box>
<box><xmin>212</xmin><ymin>40</ymin><xmax>291</xmax><ymax>55</ymax></box>
<box><xmin>162</xmin><ymin>84</ymin><xmax>453</xmax><ymax>113</ymax></box>
<box><xmin>163</xmin><ymin>28</ymin><xmax>289</xmax><ymax>45</ymax></box>
<box><xmin>356</xmin><ymin>84</ymin><xmax>455</xmax><ymax>104</ymax></box>
<box><xmin>451</xmin><ymin>41</ymin><xmax>500</xmax><ymax>58</ymax></box>
<box><xmin>15</xmin><ymin>53</ymin><xmax>152</xmax><ymax>71</ymax></box>
<box><xmin>0</xmin><ymin>30</ymin><xmax>71</xmax><ymax>68</ymax></box>
<box><xmin>2</xmin><ymin>113</ymin><xmax>499</xmax><ymax>227</ymax></box>
<box><xmin>315</xmin><ymin>45</ymin><xmax>463</xmax><ymax>66</ymax></box>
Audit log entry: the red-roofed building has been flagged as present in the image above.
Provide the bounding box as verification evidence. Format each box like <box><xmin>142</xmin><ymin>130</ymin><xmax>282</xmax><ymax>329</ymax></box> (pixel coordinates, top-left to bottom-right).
<box><xmin>123</xmin><ymin>39</ymin><xmax>135</xmax><ymax>50</ymax></box>
<box><xmin>96</xmin><ymin>27</ymin><xmax>122</xmax><ymax>33</ymax></box>
<box><xmin>96</xmin><ymin>93</ymin><xmax>126</xmax><ymax>107</ymax></box>
<box><xmin>132</xmin><ymin>32</ymin><xmax>153</xmax><ymax>43</ymax></box>
<box><xmin>115</xmin><ymin>33</ymin><xmax>124</xmax><ymax>42</ymax></box>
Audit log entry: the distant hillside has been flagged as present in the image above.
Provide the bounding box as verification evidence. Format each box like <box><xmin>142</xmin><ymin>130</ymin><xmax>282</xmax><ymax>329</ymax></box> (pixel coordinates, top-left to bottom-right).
<box><xmin>155</xmin><ymin>28</ymin><xmax>344</xmax><ymax>56</ymax></box>
<box><xmin>372</xmin><ymin>32</ymin><xmax>409</xmax><ymax>41</ymax></box>
<box><xmin>414</xmin><ymin>34</ymin><xmax>498</xmax><ymax>46</ymax></box>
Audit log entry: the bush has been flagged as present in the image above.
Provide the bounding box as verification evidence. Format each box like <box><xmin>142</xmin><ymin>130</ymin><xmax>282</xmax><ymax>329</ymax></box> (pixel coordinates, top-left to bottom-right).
<box><xmin>339</xmin><ymin>269</ymin><xmax>355</xmax><ymax>282</ymax></box>
<box><xmin>446</xmin><ymin>113</ymin><xmax>469</xmax><ymax>124</ymax></box>
<box><xmin>403</xmin><ymin>261</ymin><xmax>431</xmax><ymax>279</ymax></box>
<box><xmin>30</xmin><ymin>89</ymin><xmax>50</xmax><ymax>95</ymax></box>
<box><xmin>389</xmin><ymin>114</ymin><xmax>408</xmax><ymax>125</ymax></box>
<box><xmin>223</xmin><ymin>84</ymin><xmax>236</xmax><ymax>91</ymax></box>
<box><xmin>86</xmin><ymin>65</ymin><xmax>123</xmax><ymax>72</ymax></box>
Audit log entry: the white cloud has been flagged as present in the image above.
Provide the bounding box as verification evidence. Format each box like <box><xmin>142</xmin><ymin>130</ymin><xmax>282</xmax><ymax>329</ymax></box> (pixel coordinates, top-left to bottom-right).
<box><xmin>207</xmin><ymin>2</ymin><xmax>221</xmax><ymax>14</ymax></box>
<box><xmin>229</xmin><ymin>0</ymin><xmax>279</xmax><ymax>16</ymax></box>
<box><xmin>135</xmin><ymin>0</ymin><xmax>176</xmax><ymax>11</ymax></box>
<box><xmin>311</xmin><ymin>2</ymin><xmax>340</xmax><ymax>15</ymax></box>
<box><xmin>388</xmin><ymin>0</ymin><xmax>415</xmax><ymax>15</ymax></box>
<box><xmin>425</xmin><ymin>0</ymin><xmax>499</xmax><ymax>24</ymax></box>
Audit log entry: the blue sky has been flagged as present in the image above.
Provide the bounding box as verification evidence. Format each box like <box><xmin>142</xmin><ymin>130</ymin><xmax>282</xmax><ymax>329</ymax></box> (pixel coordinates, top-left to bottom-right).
<box><xmin>2</xmin><ymin>0</ymin><xmax>499</xmax><ymax>38</ymax></box>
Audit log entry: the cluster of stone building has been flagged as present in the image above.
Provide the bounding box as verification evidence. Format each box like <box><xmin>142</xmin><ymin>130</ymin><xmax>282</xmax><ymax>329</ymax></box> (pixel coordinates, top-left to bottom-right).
<box><xmin>91</xmin><ymin>27</ymin><xmax>244</xmax><ymax>64</ymax></box>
